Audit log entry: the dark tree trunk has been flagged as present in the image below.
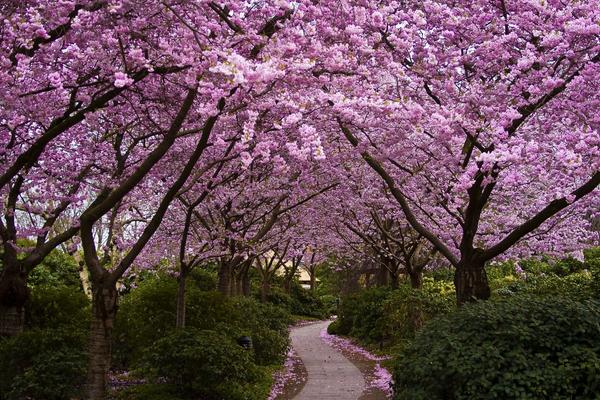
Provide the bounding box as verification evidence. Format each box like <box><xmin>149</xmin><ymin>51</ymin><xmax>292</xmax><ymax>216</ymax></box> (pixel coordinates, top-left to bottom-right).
<box><xmin>0</xmin><ymin>263</ymin><xmax>29</xmax><ymax>337</ymax></box>
<box><xmin>242</xmin><ymin>269</ymin><xmax>251</xmax><ymax>297</ymax></box>
<box><xmin>0</xmin><ymin>305</ymin><xmax>25</xmax><ymax>336</ymax></box>
<box><xmin>309</xmin><ymin>272</ymin><xmax>316</xmax><ymax>292</ymax></box>
<box><xmin>231</xmin><ymin>274</ymin><xmax>238</xmax><ymax>296</ymax></box>
<box><xmin>454</xmin><ymin>259</ymin><xmax>490</xmax><ymax>305</ymax></box>
<box><xmin>343</xmin><ymin>270</ymin><xmax>361</xmax><ymax>295</ymax></box>
<box><xmin>365</xmin><ymin>272</ymin><xmax>372</xmax><ymax>288</ymax></box>
<box><xmin>218</xmin><ymin>261</ymin><xmax>232</xmax><ymax>296</ymax></box>
<box><xmin>260</xmin><ymin>279</ymin><xmax>271</xmax><ymax>303</ymax></box>
<box><xmin>389</xmin><ymin>272</ymin><xmax>399</xmax><ymax>289</ymax></box>
<box><xmin>235</xmin><ymin>274</ymin><xmax>243</xmax><ymax>296</ymax></box>
<box><xmin>175</xmin><ymin>270</ymin><xmax>187</xmax><ymax>329</ymax></box>
<box><xmin>409</xmin><ymin>270</ymin><xmax>423</xmax><ymax>289</ymax></box>
<box><xmin>376</xmin><ymin>263</ymin><xmax>389</xmax><ymax>287</ymax></box>
<box><xmin>283</xmin><ymin>275</ymin><xmax>292</xmax><ymax>294</ymax></box>
<box><xmin>85</xmin><ymin>284</ymin><xmax>118</xmax><ymax>400</ymax></box>
<box><xmin>408</xmin><ymin>302</ymin><xmax>424</xmax><ymax>332</ymax></box>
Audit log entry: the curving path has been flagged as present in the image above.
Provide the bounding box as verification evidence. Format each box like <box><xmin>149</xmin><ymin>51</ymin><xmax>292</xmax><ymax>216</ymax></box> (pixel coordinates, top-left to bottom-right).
<box><xmin>290</xmin><ymin>320</ymin><xmax>365</xmax><ymax>400</ymax></box>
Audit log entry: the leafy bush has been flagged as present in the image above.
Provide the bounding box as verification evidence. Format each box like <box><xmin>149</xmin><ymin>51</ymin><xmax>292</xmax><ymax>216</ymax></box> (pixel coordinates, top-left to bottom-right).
<box><xmin>26</xmin><ymin>284</ymin><xmax>90</xmax><ymax>329</ymax></box>
<box><xmin>262</xmin><ymin>283</ymin><xmax>330</xmax><ymax>319</ymax></box>
<box><xmin>340</xmin><ymin>287</ymin><xmax>391</xmax><ymax>344</ymax></box>
<box><xmin>188</xmin><ymin>268</ymin><xmax>217</xmax><ymax>291</ymax></box>
<box><xmin>0</xmin><ymin>283</ymin><xmax>90</xmax><ymax>400</ymax></box>
<box><xmin>289</xmin><ymin>283</ymin><xmax>329</xmax><ymax>318</ymax></box>
<box><xmin>332</xmin><ymin>281</ymin><xmax>454</xmax><ymax>347</ymax></box>
<box><xmin>114</xmin><ymin>274</ymin><xmax>290</xmax><ymax>368</ymax></box>
<box><xmin>26</xmin><ymin>247</ymin><xmax>82</xmax><ymax>289</ymax></box>
<box><xmin>392</xmin><ymin>296</ymin><xmax>600</xmax><ymax>400</ymax></box>
<box><xmin>0</xmin><ymin>327</ymin><xmax>88</xmax><ymax>400</ymax></box>
<box><xmin>140</xmin><ymin>329</ymin><xmax>270</xmax><ymax>400</ymax></box>
<box><xmin>319</xmin><ymin>294</ymin><xmax>338</xmax><ymax>316</ymax></box>
<box><xmin>383</xmin><ymin>279</ymin><xmax>454</xmax><ymax>346</ymax></box>
<box><xmin>112</xmin><ymin>384</ymin><xmax>184</xmax><ymax>400</ymax></box>
<box><xmin>112</xmin><ymin>274</ymin><xmax>180</xmax><ymax>366</ymax></box>
<box><xmin>495</xmin><ymin>271</ymin><xmax>595</xmax><ymax>301</ymax></box>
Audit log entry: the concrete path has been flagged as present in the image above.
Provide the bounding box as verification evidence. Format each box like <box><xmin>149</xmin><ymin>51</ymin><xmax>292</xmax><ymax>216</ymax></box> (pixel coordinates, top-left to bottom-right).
<box><xmin>290</xmin><ymin>320</ymin><xmax>365</xmax><ymax>400</ymax></box>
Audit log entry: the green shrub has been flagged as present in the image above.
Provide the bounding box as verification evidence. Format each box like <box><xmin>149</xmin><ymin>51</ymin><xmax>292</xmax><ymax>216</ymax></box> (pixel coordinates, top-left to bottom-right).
<box><xmin>26</xmin><ymin>247</ymin><xmax>82</xmax><ymax>289</ymax></box>
<box><xmin>140</xmin><ymin>329</ymin><xmax>269</xmax><ymax>400</ymax></box>
<box><xmin>263</xmin><ymin>287</ymin><xmax>294</xmax><ymax>310</ymax></box>
<box><xmin>289</xmin><ymin>283</ymin><xmax>329</xmax><ymax>319</ymax></box>
<box><xmin>0</xmin><ymin>327</ymin><xmax>88</xmax><ymax>400</ymax></box>
<box><xmin>112</xmin><ymin>384</ymin><xmax>184</xmax><ymax>400</ymax></box>
<box><xmin>334</xmin><ymin>281</ymin><xmax>454</xmax><ymax>347</ymax></box>
<box><xmin>189</xmin><ymin>268</ymin><xmax>217</xmax><ymax>291</ymax></box>
<box><xmin>327</xmin><ymin>318</ymin><xmax>342</xmax><ymax>334</ymax></box>
<box><xmin>227</xmin><ymin>297</ymin><xmax>291</xmax><ymax>365</ymax></box>
<box><xmin>392</xmin><ymin>296</ymin><xmax>600</xmax><ymax>400</ymax></box>
<box><xmin>0</xmin><ymin>284</ymin><xmax>90</xmax><ymax>400</ymax></box>
<box><xmin>26</xmin><ymin>284</ymin><xmax>90</xmax><ymax>329</ymax></box>
<box><xmin>113</xmin><ymin>274</ymin><xmax>291</xmax><ymax>368</ymax></box>
<box><xmin>496</xmin><ymin>271</ymin><xmax>595</xmax><ymax>301</ymax></box>
<box><xmin>112</xmin><ymin>274</ymin><xmax>179</xmax><ymax>367</ymax></box>
<box><xmin>333</xmin><ymin>287</ymin><xmax>389</xmax><ymax>338</ymax></box>
<box><xmin>319</xmin><ymin>294</ymin><xmax>338</xmax><ymax>316</ymax></box>
<box><xmin>344</xmin><ymin>287</ymin><xmax>391</xmax><ymax>344</ymax></box>
<box><xmin>384</xmin><ymin>279</ymin><xmax>454</xmax><ymax>346</ymax></box>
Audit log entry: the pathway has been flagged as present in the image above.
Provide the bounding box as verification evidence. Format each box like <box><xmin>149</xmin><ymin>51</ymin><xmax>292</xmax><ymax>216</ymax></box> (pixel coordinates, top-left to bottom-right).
<box><xmin>290</xmin><ymin>320</ymin><xmax>365</xmax><ymax>400</ymax></box>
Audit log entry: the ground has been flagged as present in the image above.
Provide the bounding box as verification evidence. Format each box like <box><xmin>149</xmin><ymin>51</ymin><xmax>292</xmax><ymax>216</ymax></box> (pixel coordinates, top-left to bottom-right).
<box><xmin>275</xmin><ymin>320</ymin><xmax>390</xmax><ymax>400</ymax></box>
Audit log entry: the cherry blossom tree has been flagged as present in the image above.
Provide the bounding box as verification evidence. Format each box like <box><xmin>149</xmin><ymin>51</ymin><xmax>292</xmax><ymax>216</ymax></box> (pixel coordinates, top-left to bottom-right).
<box><xmin>281</xmin><ymin>0</ymin><xmax>600</xmax><ymax>304</ymax></box>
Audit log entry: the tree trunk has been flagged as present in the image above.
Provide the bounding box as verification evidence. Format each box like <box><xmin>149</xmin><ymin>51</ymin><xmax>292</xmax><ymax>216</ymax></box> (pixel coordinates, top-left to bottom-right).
<box><xmin>0</xmin><ymin>305</ymin><xmax>25</xmax><ymax>336</ymax></box>
<box><xmin>365</xmin><ymin>272</ymin><xmax>372</xmax><ymax>288</ymax></box>
<box><xmin>283</xmin><ymin>276</ymin><xmax>292</xmax><ymax>294</ymax></box>
<box><xmin>454</xmin><ymin>259</ymin><xmax>490</xmax><ymax>305</ymax></box>
<box><xmin>260</xmin><ymin>279</ymin><xmax>271</xmax><ymax>303</ymax></box>
<box><xmin>409</xmin><ymin>270</ymin><xmax>423</xmax><ymax>289</ymax></box>
<box><xmin>343</xmin><ymin>270</ymin><xmax>361</xmax><ymax>295</ymax></box>
<box><xmin>0</xmin><ymin>265</ymin><xmax>29</xmax><ymax>337</ymax></box>
<box><xmin>85</xmin><ymin>284</ymin><xmax>118</xmax><ymax>400</ymax></box>
<box><xmin>408</xmin><ymin>302</ymin><xmax>424</xmax><ymax>332</ymax></box>
<box><xmin>376</xmin><ymin>263</ymin><xmax>389</xmax><ymax>287</ymax></box>
<box><xmin>242</xmin><ymin>268</ymin><xmax>251</xmax><ymax>297</ymax></box>
<box><xmin>389</xmin><ymin>272</ymin><xmax>399</xmax><ymax>289</ymax></box>
<box><xmin>230</xmin><ymin>273</ymin><xmax>238</xmax><ymax>296</ymax></box>
<box><xmin>235</xmin><ymin>275</ymin><xmax>243</xmax><ymax>296</ymax></box>
<box><xmin>309</xmin><ymin>272</ymin><xmax>316</xmax><ymax>292</ymax></box>
<box><xmin>175</xmin><ymin>271</ymin><xmax>187</xmax><ymax>329</ymax></box>
<box><xmin>218</xmin><ymin>261</ymin><xmax>232</xmax><ymax>296</ymax></box>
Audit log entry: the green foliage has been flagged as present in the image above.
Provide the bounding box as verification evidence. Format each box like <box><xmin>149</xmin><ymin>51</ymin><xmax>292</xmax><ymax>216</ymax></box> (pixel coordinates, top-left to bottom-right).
<box><xmin>113</xmin><ymin>274</ymin><xmax>291</xmax><ymax>368</ymax></box>
<box><xmin>0</xmin><ymin>283</ymin><xmax>90</xmax><ymax>400</ymax></box>
<box><xmin>319</xmin><ymin>294</ymin><xmax>338</xmax><ymax>316</ymax></box>
<box><xmin>188</xmin><ymin>268</ymin><xmax>218</xmax><ymax>291</ymax></box>
<box><xmin>333</xmin><ymin>280</ymin><xmax>454</xmax><ymax>348</ymax></box>
<box><xmin>337</xmin><ymin>287</ymin><xmax>391</xmax><ymax>343</ymax></box>
<box><xmin>288</xmin><ymin>283</ymin><xmax>329</xmax><ymax>319</ymax></box>
<box><xmin>112</xmin><ymin>384</ymin><xmax>184</xmax><ymax>400</ymax></box>
<box><xmin>496</xmin><ymin>271</ymin><xmax>595</xmax><ymax>301</ymax></box>
<box><xmin>261</xmin><ymin>282</ymin><xmax>330</xmax><ymax>319</ymax></box>
<box><xmin>427</xmin><ymin>266</ymin><xmax>455</xmax><ymax>282</ymax></box>
<box><xmin>0</xmin><ymin>327</ymin><xmax>88</xmax><ymax>400</ymax></box>
<box><xmin>392</xmin><ymin>296</ymin><xmax>600</xmax><ymax>400</ymax></box>
<box><xmin>140</xmin><ymin>329</ymin><xmax>270</xmax><ymax>400</ymax></box>
<box><xmin>327</xmin><ymin>318</ymin><xmax>342</xmax><ymax>335</ymax></box>
<box><xmin>26</xmin><ymin>247</ymin><xmax>82</xmax><ymax>289</ymax></box>
<box><xmin>112</xmin><ymin>274</ymin><xmax>179</xmax><ymax>366</ymax></box>
<box><xmin>26</xmin><ymin>284</ymin><xmax>90</xmax><ymax>329</ymax></box>
<box><xmin>384</xmin><ymin>279</ymin><xmax>455</xmax><ymax>346</ymax></box>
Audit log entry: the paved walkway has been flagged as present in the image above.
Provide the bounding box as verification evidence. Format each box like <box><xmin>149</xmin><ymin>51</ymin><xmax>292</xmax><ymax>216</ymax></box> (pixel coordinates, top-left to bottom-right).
<box><xmin>290</xmin><ymin>320</ymin><xmax>365</xmax><ymax>400</ymax></box>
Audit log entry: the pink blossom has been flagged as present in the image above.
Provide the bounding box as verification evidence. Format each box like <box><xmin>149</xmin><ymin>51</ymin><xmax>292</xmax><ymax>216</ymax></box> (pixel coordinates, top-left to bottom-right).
<box><xmin>113</xmin><ymin>72</ymin><xmax>133</xmax><ymax>88</ymax></box>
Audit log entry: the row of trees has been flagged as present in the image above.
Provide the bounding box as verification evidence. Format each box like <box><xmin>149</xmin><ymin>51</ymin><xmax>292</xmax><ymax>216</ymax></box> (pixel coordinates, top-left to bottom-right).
<box><xmin>1</xmin><ymin>0</ymin><xmax>598</xmax><ymax>398</ymax></box>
